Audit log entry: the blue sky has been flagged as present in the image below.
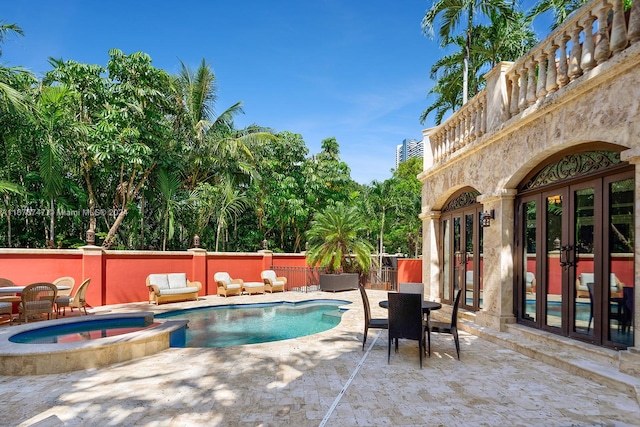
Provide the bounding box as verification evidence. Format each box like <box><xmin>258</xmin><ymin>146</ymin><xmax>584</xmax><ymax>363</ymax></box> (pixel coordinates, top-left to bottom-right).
<box><xmin>3</xmin><ymin>0</ymin><xmax>550</xmax><ymax>184</ymax></box>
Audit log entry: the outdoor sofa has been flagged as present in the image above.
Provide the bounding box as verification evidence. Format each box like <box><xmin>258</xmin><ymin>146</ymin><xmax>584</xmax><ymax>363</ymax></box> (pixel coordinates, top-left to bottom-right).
<box><xmin>146</xmin><ymin>273</ymin><xmax>202</xmax><ymax>305</ymax></box>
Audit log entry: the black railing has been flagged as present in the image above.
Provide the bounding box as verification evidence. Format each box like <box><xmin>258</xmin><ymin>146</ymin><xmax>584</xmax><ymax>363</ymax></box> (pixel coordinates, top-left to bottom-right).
<box><xmin>272</xmin><ymin>266</ymin><xmax>398</xmax><ymax>292</ymax></box>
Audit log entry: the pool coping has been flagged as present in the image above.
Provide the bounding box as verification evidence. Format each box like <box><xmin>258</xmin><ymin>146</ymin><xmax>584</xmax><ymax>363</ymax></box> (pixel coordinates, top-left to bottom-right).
<box><xmin>0</xmin><ymin>312</ymin><xmax>188</xmax><ymax>375</ymax></box>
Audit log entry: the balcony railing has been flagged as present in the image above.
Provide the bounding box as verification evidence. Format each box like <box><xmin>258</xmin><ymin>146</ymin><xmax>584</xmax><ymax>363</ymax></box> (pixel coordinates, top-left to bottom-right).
<box><xmin>426</xmin><ymin>0</ymin><xmax>639</xmax><ymax>166</ymax></box>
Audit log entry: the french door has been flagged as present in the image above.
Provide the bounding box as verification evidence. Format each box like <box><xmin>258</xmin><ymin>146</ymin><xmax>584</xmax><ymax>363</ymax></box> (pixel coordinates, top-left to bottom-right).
<box><xmin>442</xmin><ymin>206</ymin><xmax>483</xmax><ymax>310</ymax></box>
<box><xmin>516</xmin><ymin>171</ymin><xmax>634</xmax><ymax>348</ymax></box>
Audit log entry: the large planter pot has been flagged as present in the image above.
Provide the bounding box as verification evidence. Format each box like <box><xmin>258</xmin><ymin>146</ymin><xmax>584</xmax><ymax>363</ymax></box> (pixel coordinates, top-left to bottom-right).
<box><xmin>319</xmin><ymin>273</ymin><xmax>359</xmax><ymax>292</ymax></box>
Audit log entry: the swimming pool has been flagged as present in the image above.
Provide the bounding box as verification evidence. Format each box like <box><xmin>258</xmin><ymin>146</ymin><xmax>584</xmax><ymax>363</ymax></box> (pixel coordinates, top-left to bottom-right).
<box><xmin>157</xmin><ymin>299</ymin><xmax>350</xmax><ymax>347</ymax></box>
<box><xmin>9</xmin><ymin>317</ymin><xmax>161</xmax><ymax>344</ymax></box>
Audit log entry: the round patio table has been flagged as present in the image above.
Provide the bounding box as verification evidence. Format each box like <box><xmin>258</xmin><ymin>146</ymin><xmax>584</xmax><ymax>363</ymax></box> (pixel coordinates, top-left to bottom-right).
<box><xmin>378</xmin><ymin>299</ymin><xmax>441</xmax><ymax>313</ymax></box>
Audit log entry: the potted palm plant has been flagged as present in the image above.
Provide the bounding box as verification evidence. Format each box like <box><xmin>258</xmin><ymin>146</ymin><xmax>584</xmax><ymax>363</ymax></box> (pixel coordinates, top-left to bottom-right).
<box><xmin>305</xmin><ymin>203</ymin><xmax>374</xmax><ymax>291</ymax></box>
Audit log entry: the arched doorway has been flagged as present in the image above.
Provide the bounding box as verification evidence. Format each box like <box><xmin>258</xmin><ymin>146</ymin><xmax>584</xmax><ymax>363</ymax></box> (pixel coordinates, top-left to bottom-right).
<box><xmin>515</xmin><ymin>148</ymin><xmax>634</xmax><ymax>349</ymax></box>
<box><xmin>440</xmin><ymin>188</ymin><xmax>483</xmax><ymax>311</ymax></box>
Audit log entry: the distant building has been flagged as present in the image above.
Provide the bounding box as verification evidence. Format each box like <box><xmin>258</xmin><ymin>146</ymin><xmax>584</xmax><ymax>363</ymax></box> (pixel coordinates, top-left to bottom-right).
<box><xmin>395</xmin><ymin>138</ymin><xmax>423</xmax><ymax>168</ymax></box>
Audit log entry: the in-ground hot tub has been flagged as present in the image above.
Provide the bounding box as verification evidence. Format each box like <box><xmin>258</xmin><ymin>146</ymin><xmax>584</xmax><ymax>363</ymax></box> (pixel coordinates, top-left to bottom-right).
<box><xmin>0</xmin><ymin>312</ymin><xmax>187</xmax><ymax>375</ymax></box>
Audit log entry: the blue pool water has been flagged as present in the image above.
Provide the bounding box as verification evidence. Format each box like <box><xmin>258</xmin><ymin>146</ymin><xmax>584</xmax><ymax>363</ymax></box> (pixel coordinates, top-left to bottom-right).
<box><xmin>9</xmin><ymin>317</ymin><xmax>158</xmax><ymax>344</ymax></box>
<box><xmin>156</xmin><ymin>299</ymin><xmax>349</xmax><ymax>348</ymax></box>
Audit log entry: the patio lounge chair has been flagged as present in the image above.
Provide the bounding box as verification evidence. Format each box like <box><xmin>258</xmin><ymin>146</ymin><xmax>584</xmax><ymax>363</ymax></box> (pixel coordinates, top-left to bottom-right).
<box><xmin>260</xmin><ymin>270</ymin><xmax>286</xmax><ymax>293</ymax></box>
<box><xmin>18</xmin><ymin>282</ymin><xmax>58</xmax><ymax>323</ymax></box>
<box><xmin>56</xmin><ymin>278</ymin><xmax>91</xmax><ymax>316</ymax></box>
<box><xmin>214</xmin><ymin>272</ymin><xmax>243</xmax><ymax>297</ymax></box>
<box><xmin>359</xmin><ymin>284</ymin><xmax>388</xmax><ymax>350</ymax></box>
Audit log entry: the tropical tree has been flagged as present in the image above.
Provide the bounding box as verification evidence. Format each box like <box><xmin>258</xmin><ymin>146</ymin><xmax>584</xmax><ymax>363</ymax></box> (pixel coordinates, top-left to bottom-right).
<box><xmin>422</xmin><ymin>0</ymin><xmax>515</xmax><ymax>105</ymax></box>
<box><xmin>527</xmin><ymin>0</ymin><xmax>589</xmax><ymax>28</ymax></box>
<box><xmin>0</xmin><ymin>21</ymin><xmax>30</xmax><ymax>114</ymax></box>
<box><xmin>306</xmin><ymin>203</ymin><xmax>374</xmax><ymax>275</ymax></box>
<box><xmin>97</xmin><ymin>49</ymin><xmax>180</xmax><ymax>249</ymax></box>
<box><xmin>155</xmin><ymin>168</ymin><xmax>183</xmax><ymax>251</ymax></box>
<box><xmin>34</xmin><ymin>84</ymin><xmax>87</xmax><ymax>243</ymax></box>
<box><xmin>421</xmin><ymin>9</ymin><xmax>536</xmax><ymax>125</ymax></box>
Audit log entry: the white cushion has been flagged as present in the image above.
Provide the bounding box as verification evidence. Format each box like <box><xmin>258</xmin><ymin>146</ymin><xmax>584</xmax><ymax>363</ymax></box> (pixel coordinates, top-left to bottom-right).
<box><xmin>272</xmin><ymin>280</ymin><xmax>285</xmax><ymax>287</ymax></box>
<box><xmin>158</xmin><ymin>286</ymin><xmax>199</xmax><ymax>296</ymax></box>
<box><xmin>244</xmin><ymin>282</ymin><xmax>263</xmax><ymax>288</ymax></box>
<box><xmin>261</xmin><ymin>270</ymin><xmax>276</xmax><ymax>281</ymax></box>
<box><xmin>226</xmin><ymin>283</ymin><xmax>241</xmax><ymax>291</ymax></box>
<box><xmin>168</xmin><ymin>273</ymin><xmax>187</xmax><ymax>289</ymax></box>
<box><xmin>214</xmin><ymin>272</ymin><xmax>231</xmax><ymax>286</ymax></box>
<box><xmin>149</xmin><ymin>274</ymin><xmax>170</xmax><ymax>290</ymax></box>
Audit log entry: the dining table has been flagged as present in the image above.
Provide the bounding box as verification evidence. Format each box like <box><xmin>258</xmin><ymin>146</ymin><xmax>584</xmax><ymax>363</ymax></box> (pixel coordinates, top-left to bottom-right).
<box><xmin>378</xmin><ymin>298</ymin><xmax>442</xmax><ymax>328</ymax></box>
<box><xmin>0</xmin><ymin>284</ymin><xmax>71</xmax><ymax>294</ymax></box>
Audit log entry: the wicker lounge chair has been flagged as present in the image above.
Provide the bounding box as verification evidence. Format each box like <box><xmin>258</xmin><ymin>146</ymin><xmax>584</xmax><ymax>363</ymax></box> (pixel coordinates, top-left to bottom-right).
<box><xmin>56</xmin><ymin>278</ymin><xmax>91</xmax><ymax>316</ymax></box>
<box><xmin>260</xmin><ymin>270</ymin><xmax>286</xmax><ymax>293</ymax></box>
<box><xmin>214</xmin><ymin>272</ymin><xmax>243</xmax><ymax>297</ymax></box>
<box><xmin>18</xmin><ymin>282</ymin><xmax>58</xmax><ymax>323</ymax></box>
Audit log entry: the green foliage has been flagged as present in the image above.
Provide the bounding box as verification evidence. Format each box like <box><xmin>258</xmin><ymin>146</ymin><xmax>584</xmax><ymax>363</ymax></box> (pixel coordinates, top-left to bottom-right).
<box><xmin>306</xmin><ymin>203</ymin><xmax>374</xmax><ymax>274</ymax></box>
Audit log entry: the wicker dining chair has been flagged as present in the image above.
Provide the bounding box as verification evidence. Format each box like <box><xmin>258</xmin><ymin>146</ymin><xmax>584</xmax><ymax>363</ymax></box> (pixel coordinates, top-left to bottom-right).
<box><xmin>0</xmin><ymin>277</ymin><xmax>20</xmax><ymax>303</ymax></box>
<box><xmin>0</xmin><ymin>301</ymin><xmax>13</xmax><ymax>325</ymax></box>
<box><xmin>56</xmin><ymin>278</ymin><xmax>91</xmax><ymax>316</ymax></box>
<box><xmin>18</xmin><ymin>282</ymin><xmax>58</xmax><ymax>323</ymax></box>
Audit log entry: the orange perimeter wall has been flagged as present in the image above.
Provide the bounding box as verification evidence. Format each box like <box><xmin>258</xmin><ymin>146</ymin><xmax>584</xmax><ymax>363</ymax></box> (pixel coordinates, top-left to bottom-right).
<box><xmin>0</xmin><ymin>249</ymin><xmax>423</xmax><ymax>306</ymax></box>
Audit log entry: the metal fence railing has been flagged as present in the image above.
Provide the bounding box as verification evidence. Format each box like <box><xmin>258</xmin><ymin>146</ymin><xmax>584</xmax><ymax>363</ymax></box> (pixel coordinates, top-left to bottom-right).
<box><xmin>271</xmin><ymin>266</ymin><xmax>322</xmax><ymax>293</ymax></box>
<box><xmin>272</xmin><ymin>265</ymin><xmax>398</xmax><ymax>292</ymax></box>
<box><xmin>365</xmin><ymin>267</ymin><xmax>398</xmax><ymax>291</ymax></box>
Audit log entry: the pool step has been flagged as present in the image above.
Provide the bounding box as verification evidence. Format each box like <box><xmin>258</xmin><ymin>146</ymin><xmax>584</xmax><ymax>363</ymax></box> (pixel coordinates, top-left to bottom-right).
<box><xmin>322</xmin><ymin>309</ymin><xmax>344</xmax><ymax>320</ymax></box>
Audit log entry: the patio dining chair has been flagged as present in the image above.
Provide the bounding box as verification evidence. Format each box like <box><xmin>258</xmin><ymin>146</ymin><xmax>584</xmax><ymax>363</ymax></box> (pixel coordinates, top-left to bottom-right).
<box><xmin>428</xmin><ymin>288</ymin><xmax>462</xmax><ymax>359</ymax></box>
<box><xmin>359</xmin><ymin>284</ymin><xmax>388</xmax><ymax>350</ymax></box>
<box><xmin>53</xmin><ymin>276</ymin><xmax>75</xmax><ymax>299</ymax></box>
<box><xmin>0</xmin><ymin>277</ymin><xmax>20</xmax><ymax>303</ymax></box>
<box><xmin>56</xmin><ymin>278</ymin><xmax>91</xmax><ymax>316</ymax></box>
<box><xmin>18</xmin><ymin>282</ymin><xmax>58</xmax><ymax>323</ymax></box>
<box><xmin>388</xmin><ymin>292</ymin><xmax>426</xmax><ymax>368</ymax></box>
<box><xmin>0</xmin><ymin>301</ymin><xmax>13</xmax><ymax>324</ymax></box>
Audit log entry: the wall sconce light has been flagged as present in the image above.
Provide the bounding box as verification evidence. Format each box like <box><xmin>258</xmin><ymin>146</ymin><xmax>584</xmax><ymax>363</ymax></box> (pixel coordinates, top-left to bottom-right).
<box><xmin>481</xmin><ymin>210</ymin><xmax>495</xmax><ymax>227</ymax></box>
<box><xmin>262</xmin><ymin>239</ymin><xmax>268</xmax><ymax>250</ymax></box>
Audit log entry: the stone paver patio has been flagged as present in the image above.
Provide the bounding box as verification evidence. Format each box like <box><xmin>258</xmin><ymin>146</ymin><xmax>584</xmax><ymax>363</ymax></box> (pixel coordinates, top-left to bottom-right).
<box><xmin>1</xmin><ymin>289</ymin><xmax>639</xmax><ymax>426</ymax></box>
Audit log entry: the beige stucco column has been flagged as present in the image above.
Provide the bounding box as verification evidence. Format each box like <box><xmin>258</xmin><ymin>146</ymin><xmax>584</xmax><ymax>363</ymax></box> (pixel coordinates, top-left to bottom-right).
<box><xmin>619</xmin><ymin>148</ymin><xmax>640</xmax><ymax>376</ymax></box>
<box><xmin>475</xmin><ymin>190</ymin><xmax>517</xmax><ymax>331</ymax></box>
<box><xmin>420</xmin><ymin>210</ymin><xmax>441</xmax><ymax>301</ymax></box>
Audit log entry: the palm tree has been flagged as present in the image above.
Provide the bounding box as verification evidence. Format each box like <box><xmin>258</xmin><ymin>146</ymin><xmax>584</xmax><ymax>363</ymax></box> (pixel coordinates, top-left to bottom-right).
<box><xmin>156</xmin><ymin>168</ymin><xmax>183</xmax><ymax>251</ymax></box>
<box><xmin>306</xmin><ymin>203</ymin><xmax>374</xmax><ymax>275</ymax></box>
<box><xmin>527</xmin><ymin>0</ymin><xmax>589</xmax><ymax>29</ymax></box>
<box><xmin>422</xmin><ymin>0</ymin><xmax>515</xmax><ymax>105</ymax></box>
<box><xmin>0</xmin><ymin>21</ymin><xmax>31</xmax><ymax>113</ymax></box>
<box><xmin>421</xmin><ymin>10</ymin><xmax>536</xmax><ymax>125</ymax></box>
